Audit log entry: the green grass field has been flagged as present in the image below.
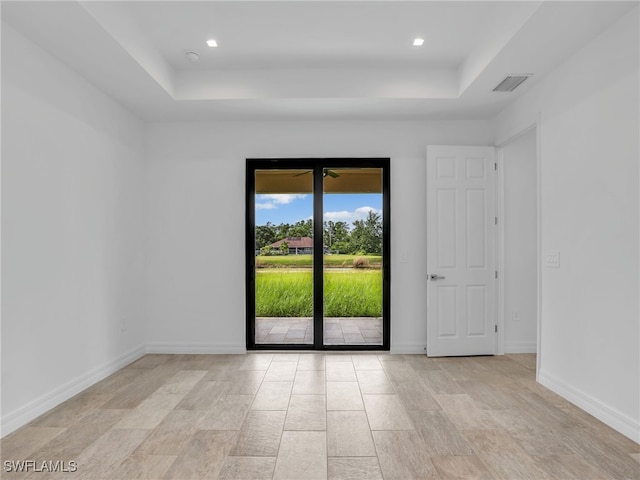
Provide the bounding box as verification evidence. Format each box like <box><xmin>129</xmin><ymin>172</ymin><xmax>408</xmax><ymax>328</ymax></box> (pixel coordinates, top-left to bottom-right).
<box><xmin>255</xmin><ymin>269</ymin><xmax>382</xmax><ymax>317</ymax></box>
<box><xmin>256</xmin><ymin>254</ymin><xmax>382</xmax><ymax>268</ymax></box>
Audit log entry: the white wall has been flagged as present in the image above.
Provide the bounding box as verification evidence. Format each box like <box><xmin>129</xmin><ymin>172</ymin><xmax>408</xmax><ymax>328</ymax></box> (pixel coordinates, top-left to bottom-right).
<box><xmin>502</xmin><ymin>129</ymin><xmax>538</xmax><ymax>353</ymax></box>
<box><xmin>1</xmin><ymin>24</ymin><xmax>147</xmax><ymax>435</ymax></box>
<box><xmin>144</xmin><ymin>120</ymin><xmax>493</xmax><ymax>353</ymax></box>
<box><xmin>494</xmin><ymin>8</ymin><xmax>639</xmax><ymax>442</ymax></box>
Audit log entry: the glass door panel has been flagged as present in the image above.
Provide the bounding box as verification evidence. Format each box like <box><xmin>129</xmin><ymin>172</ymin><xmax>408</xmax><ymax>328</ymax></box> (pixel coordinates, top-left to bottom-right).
<box><xmin>254</xmin><ymin>169</ymin><xmax>314</xmax><ymax>345</ymax></box>
<box><xmin>322</xmin><ymin>168</ymin><xmax>384</xmax><ymax>346</ymax></box>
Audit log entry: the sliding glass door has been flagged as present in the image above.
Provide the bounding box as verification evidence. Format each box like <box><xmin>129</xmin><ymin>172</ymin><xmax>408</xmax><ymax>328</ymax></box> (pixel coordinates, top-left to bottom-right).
<box><xmin>246</xmin><ymin>159</ymin><xmax>389</xmax><ymax>350</ymax></box>
<box><xmin>323</xmin><ymin>167</ymin><xmax>384</xmax><ymax>346</ymax></box>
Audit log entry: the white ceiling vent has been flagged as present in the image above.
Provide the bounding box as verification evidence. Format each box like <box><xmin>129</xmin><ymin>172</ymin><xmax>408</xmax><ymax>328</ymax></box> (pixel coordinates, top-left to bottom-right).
<box><xmin>492</xmin><ymin>75</ymin><xmax>532</xmax><ymax>92</ymax></box>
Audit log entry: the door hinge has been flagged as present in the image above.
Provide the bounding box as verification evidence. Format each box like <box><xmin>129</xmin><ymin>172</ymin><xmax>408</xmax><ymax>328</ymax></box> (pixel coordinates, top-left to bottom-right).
<box><xmin>495</xmin><ymin>270</ymin><xmax>498</xmax><ymax>279</ymax></box>
<box><xmin>494</xmin><ymin>217</ymin><xmax>498</xmax><ymax>225</ymax></box>
<box><xmin>494</xmin><ymin>162</ymin><xmax>497</xmax><ymax>171</ymax></box>
<box><xmin>495</xmin><ymin>325</ymin><xmax>498</xmax><ymax>333</ymax></box>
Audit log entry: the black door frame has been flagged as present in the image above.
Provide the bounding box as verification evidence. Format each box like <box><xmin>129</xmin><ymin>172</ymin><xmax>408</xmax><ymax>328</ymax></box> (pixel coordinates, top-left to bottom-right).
<box><xmin>246</xmin><ymin>158</ymin><xmax>390</xmax><ymax>351</ymax></box>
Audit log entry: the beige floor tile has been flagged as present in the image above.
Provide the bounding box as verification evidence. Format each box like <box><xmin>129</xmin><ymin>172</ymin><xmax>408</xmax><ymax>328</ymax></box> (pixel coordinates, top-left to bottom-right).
<box><xmin>356</xmin><ymin>370</ymin><xmax>395</xmax><ymax>394</ymax></box>
<box><xmin>463</xmin><ymin>430</ymin><xmax>552</xmax><ymax>480</ymax></box>
<box><xmin>0</xmin><ymin>427</ymin><xmax>66</xmax><ymax>462</ymax></box>
<box><xmin>84</xmin><ymin>368</ymin><xmax>140</xmax><ymax>397</ymax></box>
<box><xmin>393</xmin><ymin>381</ymin><xmax>441</xmax><ymax>410</ymax></box>
<box><xmin>293</xmin><ymin>370</ymin><xmax>326</xmax><ymax>395</ymax></box>
<box><xmin>273</xmin><ymin>353</ymin><xmax>300</xmax><ymax>362</ymax></box>
<box><xmin>478</xmin><ymin>452</ymin><xmax>552</xmax><ymax>480</ymax></box>
<box><xmin>463</xmin><ymin>429</ymin><xmax>530</xmax><ymax>456</ymax></box>
<box><xmin>206</xmin><ymin>365</ymin><xmax>242</xmax><ymax>381</ymax></box>
<box><xmin>433</xmin><ymin>394</ymin><xmax>498</xmax><ymax>430</ymax></box>
<box><xmin>101</xmin><ymin>367</ymin><xmax>178</xmax><ymax>409</ymax></box>
<box><xmin>327</xmin><ymin>411</ymin><xmax>376</xmax><ymax>457</ymax></box>
<box><xmin>264</xmin><ymin>362</ymin><xmax>298</xmax><ymax>382</ymax></box>
<box><xmin>154</xmin><ymin>370</ymin><xmax>208</xmax><ymax>395</ymax></box>
<box><xmin>506</xmin><ymin>353</ymin><xmax>537</xmax><ymax>370</ymax></box>
<box><xmin>382</xmin><ymin>361</ymin><xmax>420</xmax><ymax>383</ymax></box>
<box><xmin>559</xmin><ymin>426</ymin><xmax>640</xmax><ymax>480</ymax></box>
<box><xmin>532</xmin><ymin>454</ymin><xmax>613</xmax><ymax>480</ymax></box>
<box><xmin>73</xmin><ymin>429</ymin><xmax>150</xmax><ymax>479</ymax></box>
<box><xmin>560</xmin><ymin>405</ymin><xmax>640</xmax><ymax>454</ymax></box>
<box><xmin>175</xmin><ymin>381</ymin><xmax>230</xmax><ymax>410</ymax></box>
<box><xmin>418</xmin><ymin>369</ymin><xmax>465</xmax><ymax>394</ymax></box>
<box><xmin>163</xmin><ymin>430</ymin><xmax>237</xmax><ymax>479</ymax></box>
<box><xmin>284</xmin><ymin>395</ymin><xmax>326</xmax><ymax>431</ymax></box>
<box><xmin>297</xmin><ymin>354</ymin><xmax>326</xmax><ymax>371</ymax></box>
<box><xmin>29</xmin><ymin>391</ymin><xmax>112</xmax><ymax>428</ymax></box>
<box><xmin>328</xmin><ymin>457</ymin><xmax>383</xmax><ymax>480</ymax></box>
<box><xmin>5</xmin><ymin>353</ymin><xmax>639</xmax><ymax>480</ymax></box>
<box><xmin>134</xmin><ymin>410</ymin><xmax>206</xmax><ymax>455</ymax></box>
<box><xmin>111</xmin><ymin>454</ymin><xmax>176</xmax><ymax>479</ymax></box>
<box><xmin>372</xmin><ymin>430</ymin><xmax>438</xmax><ymax>480</ymax></box>
<box><xmin>487</xmin><ymin>408</ymin><xmax>548</xmax><ymax>433</ymax></box>
<box><xmin>327</xmin><ymin>382</ymin><xmax>364</xmax><ymax>411</ymax></box>
<box><xmin>273</xmin><ymin>431</ymin><xmax>327</xmax><ymax>480</ymax></box>
<box><xmin>224</xmin><ymin>370</ymin><xmax>266</xmax><ymax>395</ymax></box>
<box><xmin>28</xmin><ymin>409</ymin><xmax>128</xmax><ymax>461</ymax></box>
<box><xmin>507</xmin><ymin>425</ymin><xmax>575</xmax><ymax>456</ymax></box>
<box><xmin>377</xmin><ymin>354</ymin><xmax>404</xmax><ymax>364</ymax></box>
<box><xmin>217</xmin><ymin>456</ymin><xmax>276</xmax><ymax>480</ymax></box>
<box><xmin>199</xmin><ymin>395</ymin><xmax>254</xmax><ymax>430</ymax></box>
<box><xmin>363</xmin><ymin>394</ymin><xmax>414</xmax><ymax>430</ymax></box>
<box><xmin>430</xmin><ymin>455</ymin><xmax>496</xmax><ymax>480</ymax></box>
<box><xmin>351</xmin><ymin>355</ymin><xmax>383</xmax><ymax>371</ymax></box>
<box><xmin>437</xmin><ymin>359</ymin><xmax>475</xmax><ymax>382</ymax></box>
<box><xmin>325</xmin><ymin>354</ymin><xmax>352</xmax><ymax>362</ymax></box>
<box><xmin>326</xmin><ymin>362</ymin><xmax>357</xmax><ymax>382</ymax></box>
<box><xmin>128</xmin><ymin>354</ymin><xmax>171</xmax><ymax>369</ymax></box>
<box><xmin>231</xmin><ymin>411</ymin><xmax>286</xmax><ymax>456</ymax></box>
<box><xmin>511</xmin><ymin>392</ymin><xmax>580</xmax><ymax>429</ymax></box>
<box><xmin>401</xmin><ymin>355</ymin><xmax>442</xmax><ymax>371</ymax></box>
<box><xmin>409</xmin><ymin>410</ymin><xmax>473</xmax><ymax>456</ymax></box>
<box><xmin>240</xmin><ymin>354</ymin><xmax>273</xmax><ymax>371</ymax></box>
<box><xmin>251</xmin><ymin>381</ymin><xmax>292</xmax><ymax>410</ymax></box>
<box><xmin>114</xmin><ymin>393</ymin><xmax>185</xmax><ymax>429</ymax></box>
<box><xmin>457</xmin><ymin>380</ymin><xmax>515</xmax><ymax>410</ymax></box>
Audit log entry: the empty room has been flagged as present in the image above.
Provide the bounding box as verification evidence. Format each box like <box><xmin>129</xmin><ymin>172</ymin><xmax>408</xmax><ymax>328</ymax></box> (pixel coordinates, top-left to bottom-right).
<box><xmin>1</xmin><ymin>1</ymin><xmax>639</xmax><ymax>479</ymax></box>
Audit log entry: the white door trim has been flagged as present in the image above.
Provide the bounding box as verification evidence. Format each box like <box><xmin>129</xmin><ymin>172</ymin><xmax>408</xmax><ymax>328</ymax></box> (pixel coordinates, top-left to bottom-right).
<box><xmin>495</xmin><ymin>118</ymin><xmax>542</xmax><ymax>376</ymax></box>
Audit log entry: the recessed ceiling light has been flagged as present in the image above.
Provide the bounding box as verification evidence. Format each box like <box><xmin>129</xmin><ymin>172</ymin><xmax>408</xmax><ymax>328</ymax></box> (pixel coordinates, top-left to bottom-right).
<box><xmin>413</xmin><ymin>38</ymin><xmax>424</xmax><ymax>47</ymax></box>
<box><xmin>185</xmin><ymin>51</ymin><xmax>199</xmax><ymax>62</ymax></box>
<box><xmin>206</xmin><ymin>39</ymin><xmax>218</xmax><ymax>48</ymax></box>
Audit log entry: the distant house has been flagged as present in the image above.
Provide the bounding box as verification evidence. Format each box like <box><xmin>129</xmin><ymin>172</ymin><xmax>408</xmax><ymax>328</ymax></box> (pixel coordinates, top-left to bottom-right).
<box><xmin>270</xmin><ymin>236</ymin><xmax>323</xmax><ymax>255</ymax></box>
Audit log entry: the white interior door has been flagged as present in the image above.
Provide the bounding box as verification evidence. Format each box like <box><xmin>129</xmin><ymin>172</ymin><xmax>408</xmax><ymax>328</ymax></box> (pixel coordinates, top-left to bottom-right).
<box><xmin>427</xmin><ymin>145</ymin><xmax>496</xmax><ymax>356</ymax></box>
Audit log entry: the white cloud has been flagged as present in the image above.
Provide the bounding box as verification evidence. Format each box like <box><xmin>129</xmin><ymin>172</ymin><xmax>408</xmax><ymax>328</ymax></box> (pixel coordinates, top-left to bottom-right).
<box><xmin>255</xmin><ymin>202</ymin><xmax>276</xmax><ymax>210</ymax></box>
<box><xmin>324</xmin><ymin>206</ymin><xmax>381</xmax><ymax>224</ymax></box>
<box><xmin>256</xmin><ymin>194</ymin><xmax>307</xmax><ymax>210</ymax></box>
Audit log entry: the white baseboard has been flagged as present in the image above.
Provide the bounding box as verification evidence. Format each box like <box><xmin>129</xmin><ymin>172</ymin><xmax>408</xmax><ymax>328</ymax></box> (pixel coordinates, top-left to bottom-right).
<box><xmin>390</xmin><ymin>344</ymin><xmax>427</xmax><ymax>354</ymax></box>
<box><xmin>538</xmin><ymin>368</ymin><xmax>640</xmax><ymax>444</ymax></box>
<box><xmin>145</xmin><ymin>343</ymin><xmax>246</xmax><ymax>354</ymax></box>
<box><xmin>1</xmin><ymin>345</ymin><xmax>146</xmax><ymax>438</ymax></box>
<box><xmin>504</xmin><ymin>341</ymin><xmax>537</xmax><ymax>353</ymax></box>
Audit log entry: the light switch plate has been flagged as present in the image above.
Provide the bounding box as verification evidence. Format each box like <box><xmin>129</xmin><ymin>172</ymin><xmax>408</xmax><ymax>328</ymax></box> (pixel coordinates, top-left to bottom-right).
<box><xmin>545</xmin><ymin>251</ymin><xmax>560</xmax><ymax>268</ymax></box>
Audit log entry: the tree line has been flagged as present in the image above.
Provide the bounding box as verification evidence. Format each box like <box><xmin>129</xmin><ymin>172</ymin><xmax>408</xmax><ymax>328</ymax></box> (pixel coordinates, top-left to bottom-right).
<box><xmin>256</xmin><ymin>211</ymin><xmax>382</xmax><ymax>255</ymax></box>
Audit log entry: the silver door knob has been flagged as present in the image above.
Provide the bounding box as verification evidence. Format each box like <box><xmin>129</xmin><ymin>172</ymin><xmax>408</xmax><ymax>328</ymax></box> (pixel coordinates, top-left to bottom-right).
<box><xmin>430</xmin><ymin>274</ymin><xmax>445</xmax><ymax>281</ymax></box>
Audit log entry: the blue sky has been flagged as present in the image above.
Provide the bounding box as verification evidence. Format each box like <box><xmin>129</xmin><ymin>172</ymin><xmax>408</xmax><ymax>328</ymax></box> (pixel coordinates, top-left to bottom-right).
<box><xmin>256</xmin><ymin>193</ymin><xmax>382</xmax><ymax>226</ymax></box>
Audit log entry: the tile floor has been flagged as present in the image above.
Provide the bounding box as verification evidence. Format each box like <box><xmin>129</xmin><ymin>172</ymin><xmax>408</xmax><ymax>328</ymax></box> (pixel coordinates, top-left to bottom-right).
<box><xmin>1</xmin><ymin>353</ymin><xmax>639</xmax><ymax>479</ymax></box>
<box><xmin>255</xmin><ymin>317</ymin><xmax>383</xmax><ymax>345</ymax></box>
